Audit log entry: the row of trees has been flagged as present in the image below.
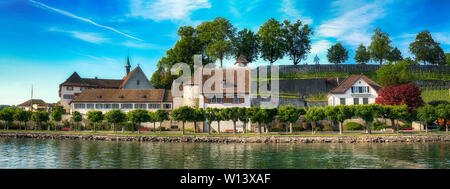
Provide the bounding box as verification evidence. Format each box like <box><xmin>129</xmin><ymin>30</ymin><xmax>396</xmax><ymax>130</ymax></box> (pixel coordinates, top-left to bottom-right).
<box><xmin>1</xmin><ymin>104</ymin><xmax>448</xmax><ymax>134</ymax></box>
<box><xmin>328</xmin><ymin>29</ymin><xmax>449</xmax><ymax>65</ymax></box>
<box><xmin>150</xmin><ymin>17</ymin><xmax>313</xmax><ymax>89</ymax></box>
<box><xmin>0</xmin><ymin>107</ymin><xmax>65</xmax><ymax>131</ymax></box>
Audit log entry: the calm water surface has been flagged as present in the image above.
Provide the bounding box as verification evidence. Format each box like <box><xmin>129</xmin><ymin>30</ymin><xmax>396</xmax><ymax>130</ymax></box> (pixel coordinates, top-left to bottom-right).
<box><xmin>0</xmin><ymin>138</ymin><xmax>448</xmax><ymax>169</ymax></box>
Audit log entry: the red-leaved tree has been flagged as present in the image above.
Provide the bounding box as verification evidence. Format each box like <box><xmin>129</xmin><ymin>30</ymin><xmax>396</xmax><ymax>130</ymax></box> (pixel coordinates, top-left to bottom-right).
<box><xmin>375</xmin><ymin>82</ymin><xmax>424</xmax><ymax>110</ymax></box>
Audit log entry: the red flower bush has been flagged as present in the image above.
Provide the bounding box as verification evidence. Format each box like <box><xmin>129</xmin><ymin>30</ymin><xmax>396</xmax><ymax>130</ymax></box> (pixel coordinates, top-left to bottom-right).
<box><xmin>375</xmin><ymin>83</ymin><xmax>424</xmax><ymax>110</ymax></box>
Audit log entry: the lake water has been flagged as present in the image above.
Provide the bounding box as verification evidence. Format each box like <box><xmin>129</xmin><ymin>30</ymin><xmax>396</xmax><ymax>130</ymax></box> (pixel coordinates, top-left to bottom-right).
<box><xmin>0</xmin><ymin>138</ymin><xmax>448</xmax><ymax>169</ymax></box>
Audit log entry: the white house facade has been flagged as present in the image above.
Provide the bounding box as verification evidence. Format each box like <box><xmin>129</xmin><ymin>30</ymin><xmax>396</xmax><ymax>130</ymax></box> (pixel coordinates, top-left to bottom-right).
<box><xmin>328</xmin><ymin>74</ymin><xmax>382</xmax><ymax>106</ymax></box>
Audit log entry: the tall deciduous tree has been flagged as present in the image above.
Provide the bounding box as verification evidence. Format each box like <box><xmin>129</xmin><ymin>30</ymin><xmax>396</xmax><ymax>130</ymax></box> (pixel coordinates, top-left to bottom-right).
<box><xmin>304</xmin><ymin>107</ymin><xmax>325</xmax><ymax>134</ymax></box>
<box><xmin>368</xmin><ymin>28</ymin><xmax>392</xmax><ymax>65</ymax></box>
<box><xmin>105</xmin><ymin>109</ymin><xmax>126</xmax><ymax>132</ymax></box>
<box><xmin>171</xmin><ymin>106</ymin><xmax>195</xmax><ymax>135</ymax></box>
<box><xmin>223</xmin><ymin>107</ymin><xmax>240</xmax><ymax>134</ymax></box>
<box><xmin>87</xmin><ymin>110</ymin><xmax>103</xmax><ymax>132</ymax></box>
<box><xmin>231</xmin><ymin>29</ymin><xmax>259</xmax><ymax>62</ymax></box>
<box><xmin>388</xmin><ymin>47</ymin><xmax>403</xmax><ymax>62</ymax></box>
<box><xmin>198</xmin><ymin>17</ymin><xmax>235</xmax><ymax>68</ymax></box>
<box><xmin>237</xmin><ymin>107</ymin><xmax>250</xmax><ymax>134</ymax></box>
<box><xmin>436</xmin><ymin>104</ymin><xmax>449</xmax><ymax>133</ymax></box>
<box><xmin>127</xmin><ymin>109</ymin><xmax>150</xmax><ymax>133</ymax></box>
<box><xmin>354</xmin><ymin>105</ymin><xmax>379</xmax><ymax>134</ymax></box>
<box><xmin>336</xmin><ymin>105</ymin><xmax>354</xmax><ymax>134</ymax></box>
<box><xmin>409</xmin><ymin>31</ymin><xmax>446</xmax><ymax>65</ymax></box>
<box><xmin>375</xmin><ymin>82</ymin><xmax>424</xmax><ymax>111</ymax></box>
<box><xmin>192</xmin><ymin>108</ymin><xmax>206</xmax><ymax>133</ymax></box>
<box><xmin>283</xmin><ymin>20</ymin><xmax>313</xmax><ymax>65</ymax></box>
<box><xmin>155</xmin><ymin>109</ymin><xmax>170</xmax><ymax>133</ymax></box>
<box><xmin>258</xmin><ymin>18</ymin><xmax>285</xmax><ymax>65</ymax></box>
<box><xmin>14</xmin><ymin>109</ymin><xmax>31</xmax><ymax>130</ymax></box>
<box><xmin>354</xmin><ymin>44</ymin><xmax>371</xmax><ymax>64</ymax></box>
<box><xmin>71</xmin><ymin>111</ymin><xmax>82</xmax><ymax>131</ymax></box>
<box><xmin>249</xmin><ymin>107</ymin><xmax>264</xmax><ymax>134</ymax></box>
<box><xmin>205</xmin><ymin>107</ymin><xmax>218</xmax><ymax>135</ymax></box>
<box><xmin>314</xmin><ymin>55</ymin><xmax>320</xmax><ymax>65</ymax></box>
<box><xmin>445</xmin><ymin>53</ymin><xmax>450</xmax><ymax>66</ymax></box>
<box><xmin>31</xmin><ymin>111</ymin><xmax>49</xmax><ymax>131</ymax></box>
<box><xmin>51</xmin><ymin>106</ymin><xmax>66</xmax><ymax>131</ymax></box>
<box><xmin>327</xmin><ymin>43</ymin><xmax>349</xmax><ymax>65</ymax></box>
<box><xmin>0</xmin><ymin>107</ymin><xmax>15</xmax><ymax>130</ymax></box>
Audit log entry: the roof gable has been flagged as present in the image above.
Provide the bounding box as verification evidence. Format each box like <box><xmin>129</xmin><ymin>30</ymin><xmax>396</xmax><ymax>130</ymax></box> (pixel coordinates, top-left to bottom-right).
<box><xmin>329</xmin><ymin>74</ymin><xmax>382</xmax><ymax>94</ymax></box>
<box><xmin>120</xmin><ymin>66</ymin><xmax>153</xmax><ymax>89</ymax></box>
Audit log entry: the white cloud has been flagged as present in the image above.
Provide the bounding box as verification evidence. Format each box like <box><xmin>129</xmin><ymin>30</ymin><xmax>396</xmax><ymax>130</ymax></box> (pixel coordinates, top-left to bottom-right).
<box><xmin>433</xmin><ymin>32</ymin><xmax>450</xmax><ymax>45</ymax></box>
<box><xmin>128</xmin><ymin>0</ymin><xmax>211</xmax><ymax>22</ymax></box>
<box><xmin>311</xmin><ymin>40</ymin><xmax>332</xmax><ymax>54</ymax></box>
<box><xmin>317</xmin><ymin>1</ymin><xmax>386</xmax><ymax>46</ymax></box>
<box><xmin>29</xmin><ymin>0</ymin><xmax>142</xmax><ymax>41</ymax></box>
<box><xmin>122</xmin><ymin>41</ymin><xmax>165</xmax><ymax>49</ymax></box>
<box><xmin>49</xmin><ymin>28</ymin><xmax>109</xmax><ymax>44</ymax></box>
<box><xmin>279</xmin><ymin>0</ymin><xmax>313</xmax><ymax>25</ymax></box>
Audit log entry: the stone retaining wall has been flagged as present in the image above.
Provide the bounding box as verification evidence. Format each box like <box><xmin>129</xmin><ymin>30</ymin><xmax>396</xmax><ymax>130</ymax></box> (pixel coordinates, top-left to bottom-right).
<box><xmin>0</xmin><ymin>132</ymin><xmax>448</xmax><ymax>143</ymax></box>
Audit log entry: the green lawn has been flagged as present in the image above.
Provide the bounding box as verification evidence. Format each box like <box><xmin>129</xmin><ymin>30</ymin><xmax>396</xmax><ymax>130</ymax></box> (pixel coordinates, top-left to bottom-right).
<box><xmin>421</xmin><ymin>89</ymin><xmax>450</xmax><ymax>103</ymax></box>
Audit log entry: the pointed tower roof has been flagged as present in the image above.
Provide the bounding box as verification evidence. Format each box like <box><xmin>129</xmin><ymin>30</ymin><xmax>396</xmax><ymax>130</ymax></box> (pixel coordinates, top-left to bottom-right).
<box><xmin>235</xmin><ymin>55</ymin><xmax>249</xmax><ymax>65</ymax></box>
<box><xmin>125</xmin><ymin>56</ymin><xmax>131</xmax><ymax>67</ymax></box>
<box><xmin>62</xmin><ymin>72</ymin><xmax>82</xmax><ymax>84</ymax></box>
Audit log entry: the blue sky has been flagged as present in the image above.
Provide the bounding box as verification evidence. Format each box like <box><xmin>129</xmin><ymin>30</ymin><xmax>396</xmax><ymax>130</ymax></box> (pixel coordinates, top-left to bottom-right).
<box><xmin>0</xmin><ymin>0</ymin><xmax>449</xmax><ymax>105</ymax></box>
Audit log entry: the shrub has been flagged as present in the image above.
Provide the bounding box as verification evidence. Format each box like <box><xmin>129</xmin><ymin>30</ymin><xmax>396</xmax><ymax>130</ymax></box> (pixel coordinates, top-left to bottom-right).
<box><xmin>293</xmin><ymin>126</ymin><xmax>304</xmax><ymax>131</ymax></box>
<box><xmin>270</xmin><ymin>127</ymin><xmax>284</xmax><ymax>132</ymax></box>
<box><xmin>371</xmin><ymin>121</ymin><xmax>388</xmax><ymax>131</ymax></box>
<box><xmin>321</xmin><ymin>122</ymin><xmax>334</xmax><ymax>131</ymax></box>
<box><xmin>345</xmin><ymin>122</ymin><xmax>363</xmax><ymax>130</ymax></box>
<box><xmin>428</xmin><ymin>100</ymin><xmax>449</xmax><ymax>107</ymax></box>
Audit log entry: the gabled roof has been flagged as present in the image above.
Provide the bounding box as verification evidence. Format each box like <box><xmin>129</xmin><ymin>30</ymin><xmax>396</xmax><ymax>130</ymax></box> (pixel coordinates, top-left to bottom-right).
<box><xmin>61</xmin><ymin>72</ymin><xmax>123</xmax><ymax>88</ymax></box>
<box><xmin>120</xmin><ymin>66</ymin><xmax>140</xmax><ymax>88</ymax></box>
<box><xmin>18</xmin><ymin>99</ymin><xmax>47</xmax><ymax>106</ymax></box>
<box><xmin>180</xmin><ymin>68</ymin><xmax>250</xmax><ymax>94</ymax></box>
<box><xmin>71</xmin><ymin>89</ymin><xmax>172</xmax><ymax>103</ymax></box>
<box><xmin>235</xmin><ymin>55</ymin><xmax>249</xmax><ymax>64</ymax></box>
<box><xmin>329</xmin><ymin>74</ymin><xmax>382</xmax><ymax>94</ymax></box>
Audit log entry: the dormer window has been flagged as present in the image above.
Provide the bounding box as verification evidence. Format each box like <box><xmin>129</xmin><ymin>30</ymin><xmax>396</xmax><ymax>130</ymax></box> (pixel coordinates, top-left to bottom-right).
<box><xmin>141</xmin><ymin>95</ymin><xmax>147</xmax><ymax>98</ymax></box>
<box><xmin>97</xmin><ymin>95</ymin><xmax>102</xmax><ymax>99</ymax></box>
<box><xmin>119</xmin><ymin>95</ymin><xmax>124</xmax><ymax>98</ymax></box>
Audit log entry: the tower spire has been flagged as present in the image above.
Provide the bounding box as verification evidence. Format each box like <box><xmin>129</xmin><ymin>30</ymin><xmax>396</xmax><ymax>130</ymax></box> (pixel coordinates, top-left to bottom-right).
<box><xmin>125</xmin><ymin>54</ymin><xmax>131</xmax><ymax>75</ymax></box>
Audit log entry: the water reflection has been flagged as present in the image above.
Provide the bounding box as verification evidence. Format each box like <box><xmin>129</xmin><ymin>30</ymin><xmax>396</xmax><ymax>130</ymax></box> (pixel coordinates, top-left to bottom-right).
<box><xmin>0</xmin><ymin>138</ymin><xmax>448</xmax><ymax>169</ymax></box>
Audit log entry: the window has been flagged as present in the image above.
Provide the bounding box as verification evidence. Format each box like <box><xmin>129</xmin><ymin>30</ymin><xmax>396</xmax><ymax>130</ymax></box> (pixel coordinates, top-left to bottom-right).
<box><xmin>63</xmin><ymin>95</ymin><xmax>73</xmax><ymax>99</ymax></box>
<box><xmin>340</xmin><ymin>98</ymin><xmax>346</xmax><ymax>105</ymax></box>
<box><xmin>232</xmin><ymin>95</ymin><xmax>241</xmax><ymax>104</ymax></box>
<box><xmin>351</xmin><ymin>86</ymin><xmax>370</xmax><ymax>93</ymax></box>
<box><xmin>135</xmin><ymin>104</ymin><xmax>146</xmax><ymax>109</ymax></box>
<box><xmin>87</xmin><ymin>104</ymin><xmax>94</xmax><ymax>109</ymax></box>
<box><xmin>80</xmin><ymin>87</ymin><xmax>85</xmax><ymax>91</ymax></box>
<box><xmin>66</xmin><ymin>86</ymin><xmax>73</xmax><ymax>91</ymax></box>
<box><xmin>103</xmin><ymin>104</ymin><xmax>111</xmax><ymax>109</ymax></box>
<box><xmin>353</xmin><ymin>98</ymin><xmax>359</xmax><ymax>105</ymax></box>
<box><xmin>164</xmin><ymin>104</ymin><xmax>172</xmax><ymax>109</ymax></box>
<box><xmin>95</xmin><ymin>104</ymin><xmax>103</xmax><ymax>109</ymax></box>
<box><xmin>149</xmin><ymin>104</ymin><xmax>161</xmax><ymax>109</ymax></box>
<box><xmin>112</xmin><ymin>104</ymin><xmax>119</xmax><ymax>109</ymax></box>
<box><xmin>137</xmin><ymin>80</ymin><xmax>140</xmax><ymax>85</ymax></box>
<box><xmin>363</xmin><ymin>98</ymin><xmax>369</xmax><ymax>104</ymax></box>
<box><xmin>121</xmin><ymin>104</ymin><xmax>133</xmax><ymax>109</ymax></box>
<box><xmin>74</xmin><ymin>104</ymin><xmax>85</xmax><ymax>109</ymax></box>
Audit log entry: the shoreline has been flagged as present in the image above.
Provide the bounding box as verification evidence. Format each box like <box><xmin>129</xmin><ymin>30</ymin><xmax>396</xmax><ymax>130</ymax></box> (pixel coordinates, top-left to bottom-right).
<box><xmin>0</xmin><ymin>131</ymin><xmax>449</xmax><ymax>143</ymax></box>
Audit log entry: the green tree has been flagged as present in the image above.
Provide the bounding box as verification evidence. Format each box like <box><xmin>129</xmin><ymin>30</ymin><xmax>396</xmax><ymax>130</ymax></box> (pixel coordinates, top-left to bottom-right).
<box><xmin>354</xmin><ymin>105</ymin><xmax>379</xmax><ymax>134</ymax></box>
<box><xmin>192</xmin><ymin>108</ymin><xmax>206</xmax><ymax>133</ymax></box>
<box><xmin>155</xmin><ymin>109</ymin><xmax>170</xmax><ymax>133</ymax></box>
<box><xmin>327</xmin><ymin>43</ymin><xmax>349</xmax><ymax>65</ymax></box>
<box><xmin>278</xmin><ymin>105</ymin><xmax>304</xmax><ymax>133</ymax></box>
<box><xmin>148</xmin><ymin>111</ymin><xmax>157</xmax><ymax>132</ymax></box>
<box><xmin>231</xmin><ymin>29</ymin><xmax>259</xmax><ymax>62</ymax></box>
<box><xmin>105</xmin><ymin>110</ymin><xmax>126</xmax><ymax>133</ymax></box>
<box><xmin>335</xmin><ymin>105</ymin><xmax>354</xmax><ymax>134</ymax></box>
<box><xmin>205</xmin><ymin>107</ymin><xmax>218</xmax><ymax>135</ymax></box>
<box><xmin>436</xmin><ymin>104</ymin><xmax>449</xmax><ymax>132</ymax></box>
<box><xmin>171</xmin><ymin>106</ymin><xmax>196</xmax><ymax>135</ymax></box>
<box><xmin>314</xmin><ymin>55</ymin><xmax>320</xmax><ymax>65</ymax></box>
<box><xmin>381</xmin><ymin>105</ymin><xmax>409</xmax><ymax>133</ymax></box>
<box><xmin>283</xmin><ymin>19</ymin><xmax>313</xmax><ymax>65</ymax></box>
<box><xmin>409</xmin><ymin>30</ymin><xmax>446</xmax><ymax>65</ymax></box>
<box><xmin>31</xmin><ymin>111</ymin><xmax>49</xmax><ymax>130</ymax></box>
<box><xmin>445</xmin><ymin>53</ymin><xmax>450</xmax><ymax>66</ymax></box>
<box><xmin>198</xmin><ymin>17</ymin><xmax>235</xmax><ymax>68</ymax></box>
<box><xmin>354</xmin><ymin>44</ymin><xmax>371</xmax><ymax>64</ymax></box>
<box><xmin>249</xmin><ymin>107</ymin><xmax>265</xmax><ymax>134</ymax></box>
<box><xmin>71</xmin><ymin>111</ymin><xmax>83</xmax><ymax>131</ymax></box>
<box><xmin>258</xmin><ymin>18</ymin><xmax>285</xmax><ymax>65</ymax></box>
<box><xmin>127</xmin><ymin>109</ymin><xmax>150</xmax><ymax>133</ymax></box>
<box><xmin>388</xmin><ymin>47</ymin><xmax>403</xmax><ymax>62</ymax></box>
<box><xmin>304</xmin><ymin>107</ymin><xmax>325</xmax><ymax>134</ymax></box>
<box><xmin>368</xmin><ymin>28</ymin><xmax>393</xmax><ymax>65</ymax></box>
<box><xmin>376</xmin><ymin>60</ymin><xmax>412</xmax><ymax>87</ymax></box>
<box><xmin>262</xmin><ymin>108</ymin><xmax>277</xmax><ymax>133</ymax></box>
<box><xmin>0</xmin><ymin>107</ymin><xmax>15</xmax><ymax>130</ymax></box>
<box><xmin>51</xmin><ymin>106</ymin><xmax>66</xmax><ymax>131</ymax></box>
<box><xmin>238</xmin><ymin>107</ymin><xmax>250</xmax><ymax>134</ymax></box>
<box><xmin>13</xmin><ymin>109</ymin><xmax>31</xmax><ymax>130</ymax></box>
<box><xmin>417</xmin><ymin>105</ymin><xmax>436</xmax><ymax>133</ymax></box>
<box><xmin>223</xmin><ymin>107</ymin><xmax>240</xmax><ymax>134</ymax></box>
<box><xmin>86</xmin><ymin>110</ymin><xmax>103</xmax><ymax>132</ymax></box>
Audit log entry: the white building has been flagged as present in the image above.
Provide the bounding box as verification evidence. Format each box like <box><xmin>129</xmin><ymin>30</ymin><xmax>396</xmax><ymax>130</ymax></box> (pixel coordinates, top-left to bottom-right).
<box><xmin>327</xmin><ymin>74</ymin><xmax>383</xmax><ymax>106</ymax></box>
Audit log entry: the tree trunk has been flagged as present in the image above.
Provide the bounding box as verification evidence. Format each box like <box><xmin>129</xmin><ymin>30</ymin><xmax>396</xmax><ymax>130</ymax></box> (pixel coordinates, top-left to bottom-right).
<box><xmin>243</xmin><ymin>122</ymin><xmax>246</xmax><ymax>134</ymax></box>
<box><xmin>220</xmin><ymin>58</ymin><xmax>223</xmax><ymax>68</ymax></box>
<box><xmin>366</xmin><ymin>122</ymin><xmax>372</xmax><ymax>134</ymax></box>
<box><xmin>194</xmin><ymin>121</ymin><xmax>197</xmax><ymax>134</ymax></box>
<box><xmin>138</xmin><ymin>123</ymin><xmax>141</xmax><ymax>134</ymax></box>
<box><xmin>233</xmin><ymin>121</ymin><xmax>236</xmax><ymax>134</ymax></box>
<box><xmin>339</xmin><ymin>122</ymin><xmax>343</xmax><ymax>135</ymax></box>
<box><xmin>258</xmin><ymin>123</ymin><xmax>261</xmax><ymax>134</ymax></box>
<box><xmin>153</xmin><ymin>122</ymin><xmax>156</xmax><ymax>133</ymax></box>
<box><xmin>207</xmin><ymin>122</ymin><xmax>211</xmax><ymax>135</ymax></box>
<box><xmin>396</xmin><ymin>120</ymin><xmax>399</xmax><ymax>133</ymax></box>
<box><xmin>289</xmin><ymin>122</ymin><xmax>293</xmax><ymax>134</ymax></box>
<box><xmin>425</xmin><ymin>122</ymin><xmax>428</xmax><ymax>133</ymax></box>
<box><xmin>182</xmin><ymin>121</ymin><xmax>185</xmax><ymax>135</ymax></box>
<box><xmin>217</xmin><ymin>121</ymin><xmax>221</xmax><ymax>134</ymax></box>
<box><xmin>390</xmin><ymin>118</ymin><xmax>396</xmax><ymax>133</ymax></box>
<box><xmin>159</xmin><ymin>122</ymin><xmax>163</xmax><ymax>134</ymax></box>
<box><xmin>311</xmin><ymin>121</ymin><xmax>316</xmax><ymax>135</ymax></box>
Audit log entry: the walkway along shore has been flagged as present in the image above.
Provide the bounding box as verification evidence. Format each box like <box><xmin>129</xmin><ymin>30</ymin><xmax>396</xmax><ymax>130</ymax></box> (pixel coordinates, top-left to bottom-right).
<box><xmin>0</xmin><ymin>132</ymin><xmax>449</xmax><ymax>143</ymax></box>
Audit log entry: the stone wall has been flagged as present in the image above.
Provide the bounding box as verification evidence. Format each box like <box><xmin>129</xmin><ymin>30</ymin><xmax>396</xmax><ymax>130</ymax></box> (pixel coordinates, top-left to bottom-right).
<box><xmin>1</xmin><ymin>132</ymin><xmax>449</xmax><ymax>143</ymax></box>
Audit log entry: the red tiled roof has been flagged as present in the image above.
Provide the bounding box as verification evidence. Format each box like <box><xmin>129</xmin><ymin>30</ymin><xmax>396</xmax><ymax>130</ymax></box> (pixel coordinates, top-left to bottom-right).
<box><xmin>61</xmin><ymin>72</ymin><xmax>123</xmax><ymax>88</ymax></box>
<box><xmin>71</xmin><ymin>89</ymin><xmax>173</xmax><ymax>103</ymax></box>
<box><xmin>235</xmin><ymin>55</ymin><xmax>249</xmax><ymax>64</ymax></box>
<box><xmin>18</xmin><ymin>99</ymin><xmax>47</xmax><ymax>106</ymax></box>
<box><xmin>329</xmin><ymin>74</ymin><xmax>382</xmax><ymax>94</ymax></box>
